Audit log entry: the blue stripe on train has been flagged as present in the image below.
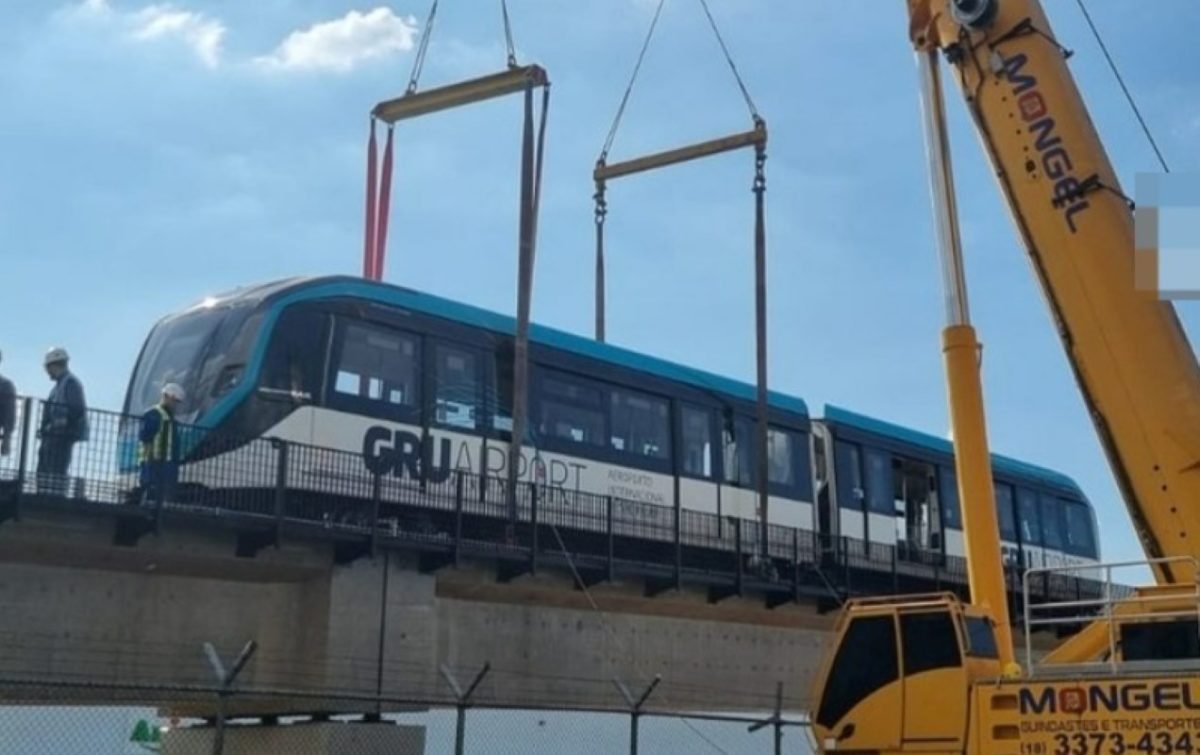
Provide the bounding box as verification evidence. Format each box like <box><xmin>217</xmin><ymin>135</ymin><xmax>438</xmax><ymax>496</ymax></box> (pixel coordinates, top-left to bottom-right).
<box><xmin>197</xmin><ymin>278</ymin><xmax>810</xmax><ymax>432</ymax></box>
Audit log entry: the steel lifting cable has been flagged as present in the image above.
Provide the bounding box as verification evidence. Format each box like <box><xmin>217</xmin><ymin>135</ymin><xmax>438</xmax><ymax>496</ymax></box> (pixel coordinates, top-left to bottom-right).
<box><xmin>501</xmin><ymin>0</ymin><xmax>518</xmax><ymax>68</ymax></box>
<box><xmin>696</xmin><ymin>0</ymin><xmax>760</xmax><ymax>122</ymax></box>
<box><xmin>593</xmin><ymin>0</ymin><xmax>765</xmax><ymax>340</ymax></box>
<box><xmin>406</xmin><ymin>0</ymin><xmax>440</xmax><ymax>95</ymax></box>
<box><xmin>598</xmin><ymin>0</ymin><xmax>667</xmax><ymax>164</ymax></box>
<box><xmin>1074</xmin><ymin>0</ymin><xmax>1170</xmax><ymax>173</ymax></box>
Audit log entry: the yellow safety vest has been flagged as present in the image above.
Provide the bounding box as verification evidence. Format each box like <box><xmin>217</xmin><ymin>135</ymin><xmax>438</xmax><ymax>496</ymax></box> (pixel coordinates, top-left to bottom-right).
<box><xmin>139</xmin><ymin>405</ymin><xmax>174</xmax><ymax>464</ymax></box>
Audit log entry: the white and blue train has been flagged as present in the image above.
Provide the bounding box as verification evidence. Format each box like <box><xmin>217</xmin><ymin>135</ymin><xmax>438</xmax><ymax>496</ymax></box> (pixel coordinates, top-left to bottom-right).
<box><xmin>121</xmin><ymin>276</ymin><xmax>1099</xmax><ymax>573</ymax></box>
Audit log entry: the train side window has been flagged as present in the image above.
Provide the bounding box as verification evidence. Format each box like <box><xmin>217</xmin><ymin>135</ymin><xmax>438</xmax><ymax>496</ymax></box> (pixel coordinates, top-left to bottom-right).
<box><xmin>864</xmin><ymin>447</ymin><xmax>894</xmax><ymax>515</ymax></box>
<box><xmin>722</xmin><ymin>415</ymin><xmax>756</xmax><ymax>486</ymax></box>
<box><xmin>815</xmin><ymin>614</ymin><xmax>898</xmax><ymax>729</ymax></box>
<box><xmin>263</xmin><ymin>309</ymin><xmax>325</xmax><ymax>400</ymax></box>
<box><xmin>537</xmin><ymin>371</ymin><xmax>607</xmax><ymax>448</ymax></box>
<box><xmin>1063</xmin><ymin>500</ymin><xmax>1097</xmax><ymax>559</ymax></box>
<box><xmin>767</xmin><ymin>428</ymin><xmax>795</xmax><ymax>486</ymax></box>
<box><xmin>491</xmin><ymin>343</ymin><xmax>514</xmax><ymax>434</ymax></box>
<box><xmin>1016</xmin><ymin>488</ymin><xmax>1042</xmax><ymax>546</ymax></box>
<box><xmin>1039</xmin><ymin>494</ymin><xmax>1065</xmax><ymax>550</ymax></box>
<box><xmin>901</xmin><ymin>611</ymin><xmax>962</xmax><ymax>675</ymax></box>
<box><xmin>680</xmin><ymin>405</ymin><xmax>714</xmax><ymax>478</ymax></box>
<box><xmin>333</xmin><ymin>322</ymin><xmax>419</xmax><ymax>408</ymax></box>
<box><xmin>834</xmin><ymin>441</ymin><xmax>864</xmax><ymax>510</ymax></box>
<box><xmin>434</xmin><ymin>344</ymin><xmax>480</xmax><ymax>431</ymax></box>
<box><xmin>610</xmin><ymin>388</ymin><xmax>670</xmax><ymax>459</ymax></box>
<box><xmin>938</xmin><ymin>467</ymin><xmax>961</xmax><ymax>530</ymax></box>
<box><xmin>994</xmin><ymin>483</ymin><xmax>1017</xmax><ymax>542</ymax></box>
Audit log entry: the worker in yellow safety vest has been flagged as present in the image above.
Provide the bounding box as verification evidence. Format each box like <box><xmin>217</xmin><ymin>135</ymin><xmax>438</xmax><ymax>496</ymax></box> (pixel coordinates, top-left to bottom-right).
<box><xmin>139</xmin><ymin>383</ymin><xmax>185</xmax><ymax>505</ymax></box>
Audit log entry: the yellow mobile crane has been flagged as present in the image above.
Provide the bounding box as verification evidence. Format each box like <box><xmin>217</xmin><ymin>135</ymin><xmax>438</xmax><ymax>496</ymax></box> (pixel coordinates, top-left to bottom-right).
<box><xmin>808</xmin><ymin>0</ymin><xmax>1200</xmax><ymax>751</ymax></box>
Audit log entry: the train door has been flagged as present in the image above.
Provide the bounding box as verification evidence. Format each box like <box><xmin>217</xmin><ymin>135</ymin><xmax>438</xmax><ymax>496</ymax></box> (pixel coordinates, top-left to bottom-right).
<box><xmin>812</xmin><ymin>425</ymin><xmax>838</xmax><ymax>557</ymax></box>
<box><xmin>833</xmin><ymin>439</ymin><xmax>867</xmax><ymax>543</ymax></box>
<box><xmin>678</xmin><ymin>404</ymin><xmax>719</xmax><ymax>516</ymax></box>
<box><xmin>862</xmin><ymin>447</ymin><xmax>896</xmax><ymax>552</ymax></box>
<box><xmin>892</xmin><ymin>456</ymin><xmax>938</xmax><ymax>561</ymax></box>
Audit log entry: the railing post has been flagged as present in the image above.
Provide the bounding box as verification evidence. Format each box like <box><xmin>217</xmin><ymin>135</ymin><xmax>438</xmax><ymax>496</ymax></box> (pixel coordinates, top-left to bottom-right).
<box><xmin>10</xmin><ymin>398</ymin><xmax>32</xmax><ymax>522</ymax></box>
<box><xmin>734</xmin><ymin>518</ymin><xmax>743</xmax><ymax>596</ymax></box>
<box><xmin>529</xmin><ymin>482</ymin><xmax>539</xmax><ymax>575</ymax></box>
<box><xmin>673</xmin><ymin>503</ymin><xmax>682</xmax><ymax>591</ymax></box>
<box><xmin>606</xmin><ymin>495</ymin><xmax>615</xmax><ymax>583</ymax></box>
<box><xmin>272</xmin><ymin>442</ymin><xmax>288</xmax><ymax>548</ymax></box>
<box><xmin>842</xmin><ymin>536</ymin><xmax>851</xmax><ymax>594</ymax></box>
<box><xmin>791</xmin><ymin>528</ymin><xmax>800</xmax><ymax>600</ymax></box>
<box><xmin>891</xmin><ymin>547</ymin><xmax>899</xmax><ymax>594</ymax></box>
<box><xmin>369</xmin><ymin>472</ymin><xmax>382</xmax><ymax>559</ymax></box>
<box><xmin>454</xmin><ymin>472</ymin><xmax>464</xmax><ymax>569</ymax></box>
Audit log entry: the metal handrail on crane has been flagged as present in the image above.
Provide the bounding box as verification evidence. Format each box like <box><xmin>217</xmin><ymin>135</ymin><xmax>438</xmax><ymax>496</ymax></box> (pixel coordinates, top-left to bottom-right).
<box><xmin>362</xmin><ymin>0</ymin><xmax>551</xmax><ymax>532</ymax></box>
<box><xmin>591</xmin><ymin>0</ymin><xmax>774</xmax><ymax>569</ymax></box>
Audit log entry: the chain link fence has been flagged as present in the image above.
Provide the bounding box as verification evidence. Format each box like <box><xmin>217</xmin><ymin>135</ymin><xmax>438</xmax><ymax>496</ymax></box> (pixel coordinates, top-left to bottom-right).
<box><xmin>0</xmin><ymin>678</ymin><xmax>814</xmax><ymax>754</ymax></box>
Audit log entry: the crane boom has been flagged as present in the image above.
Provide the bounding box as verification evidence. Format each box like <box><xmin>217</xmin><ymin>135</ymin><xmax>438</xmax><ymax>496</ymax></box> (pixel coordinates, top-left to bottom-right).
<box><xmin>909</xmin><ymin>0</ymin><xmax>1200</xmax><ymax>584</ymax></box>
<box><xmin>807</xmin><ymin>4</ymin><xmax>1200</xmax><ymax>751</ymax></box>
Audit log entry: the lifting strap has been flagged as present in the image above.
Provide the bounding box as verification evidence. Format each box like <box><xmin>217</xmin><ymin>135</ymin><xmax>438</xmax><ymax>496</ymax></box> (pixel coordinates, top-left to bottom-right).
<box><xmin>360</xmin><ymin>0</ymin><xmax>551</xmax><ymax>532</ymax></box>
<box><xmin>362</xmin><ymin>119</ymin><xmax>396</xmax><ymax>280</ymax></box>
<box><xmin>363</xmin><ymin>120</ymin><xmax>377</xmax><ymax>279</ymax></box>
<box><xmin>592</xmin><ymin>0</ymin><xmax>773</xmax><ymax>563</ymax></box>
<box><xmin>507</xmin><ymin>82</ymin><xmax>551</xmax><ymax>527</ymax></box>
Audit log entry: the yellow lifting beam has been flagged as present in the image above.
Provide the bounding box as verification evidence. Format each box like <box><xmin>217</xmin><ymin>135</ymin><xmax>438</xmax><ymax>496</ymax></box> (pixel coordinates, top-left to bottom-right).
<box><xmin>372</xmin><ymin>65</ymin><xmax>549</xmax><ymax>124</ymax></box>
<box><xmin>593</xmin><ymin>123</ymin><xmax>766</xmax><ymax>182</ymax></box>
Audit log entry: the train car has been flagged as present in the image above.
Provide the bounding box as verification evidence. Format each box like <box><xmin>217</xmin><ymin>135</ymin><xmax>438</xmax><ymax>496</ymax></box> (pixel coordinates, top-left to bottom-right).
<box><xmin>812</xmin><ymin>406</ymin><xmax>1100</xmax><ymax>572</ymax></box>
<box><xmin>121</xmin><ymin>275</ymin><xmax>815</xmax><ymax>544</ymax></box>
<box><xmin>120</xmin><ymin>275</ymin><xmax>1098</xmax><ymax>577</ymax></box>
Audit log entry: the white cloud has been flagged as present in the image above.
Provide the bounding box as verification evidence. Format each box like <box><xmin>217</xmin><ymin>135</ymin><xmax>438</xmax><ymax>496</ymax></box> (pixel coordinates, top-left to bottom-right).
<box><xmin>56</xmin><ymin>2</ymin><xmax>418</xmax><ymax>75</ymax></box>
<box><xmin>254</xmin><ymin>8</ymin><xmax>419</xmax><ymax>73</ymax></box>
<box><xmin>129</xmin><ymin>5</ymin><xmax>225</xmax><ymax>68</ymax></box>
<box><xmin>58</xmin><ymin>0</ymin><xmax>226</xmax><ymax>68</ymax></box>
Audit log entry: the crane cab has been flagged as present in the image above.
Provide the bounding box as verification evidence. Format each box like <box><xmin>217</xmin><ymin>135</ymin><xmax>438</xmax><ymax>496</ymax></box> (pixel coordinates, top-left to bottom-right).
<box><xmin>810</xmin><ymin>593</ymin><xmax>1003</xmax><ymax>753</ymax></box>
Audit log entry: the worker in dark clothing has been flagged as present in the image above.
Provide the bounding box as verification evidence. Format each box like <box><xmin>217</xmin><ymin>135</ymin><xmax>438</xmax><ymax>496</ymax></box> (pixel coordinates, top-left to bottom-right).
<box><xmin>37</xmin><ymin>347</ymin><xmax>88</xmax><ymax>495</ymax></box>
<box><xmin>0</xmin><ymin>350</ymin><xmax>15</xmax><ymax>458</ymax></box>
<box><xmin>139</xmin><ymin>383</ymin><xmax>185</xmax><ymax>506</ymax></box>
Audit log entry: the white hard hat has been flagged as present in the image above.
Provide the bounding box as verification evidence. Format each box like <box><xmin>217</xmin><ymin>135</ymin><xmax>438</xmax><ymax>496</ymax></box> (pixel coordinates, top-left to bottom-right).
<box><xmin>44</xmin><ymin>347</ymin><xmax>69</xmax><ymax>366</ymax></box>
<box><xmin>162</xmin><ymin>383</ymin><xmax>186</xmax><ymax>402</ymax></box>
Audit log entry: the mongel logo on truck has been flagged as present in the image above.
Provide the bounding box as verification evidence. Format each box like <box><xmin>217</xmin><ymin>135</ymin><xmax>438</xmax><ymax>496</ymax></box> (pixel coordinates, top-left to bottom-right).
<box><xmin>998</xmin><ymin>52</ymin><xmax>1091</xmax><ymax>234</ymax></box>
<box><xmin>1020</xmin><ymin>683</ymin><xmax>1200</xmax><ymax>715</ymax></box>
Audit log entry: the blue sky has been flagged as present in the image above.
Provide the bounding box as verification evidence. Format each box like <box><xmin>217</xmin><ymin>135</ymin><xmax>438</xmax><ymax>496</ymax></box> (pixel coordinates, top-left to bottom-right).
<box><xmin>1</xmin><ymin>0</ymin><xmax>1198</xmax><ymax>568</ymax></box>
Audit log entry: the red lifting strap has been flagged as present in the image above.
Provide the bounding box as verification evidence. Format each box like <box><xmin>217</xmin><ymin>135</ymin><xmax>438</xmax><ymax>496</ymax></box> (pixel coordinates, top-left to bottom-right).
<box><xmin>361</xmin><ymin>120</ymin><xmax>396</xmax><ymax>282</ymax></box>
<box><xmin>363</xmin><ymin>119</ymin><xmax>378</xmax><ymax>279</ymax></box>
<box><xmin>373</xmin><ymin>125</ymin><xmax>396</xmax><ymax>281</ymax></box>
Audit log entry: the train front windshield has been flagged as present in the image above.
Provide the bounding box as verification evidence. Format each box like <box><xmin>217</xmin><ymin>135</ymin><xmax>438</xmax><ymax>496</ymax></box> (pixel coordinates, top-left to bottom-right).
<box><xmin>126</xmin><ymin>308</ymin><xmax>228</xmax><ymax>419</ymax></box>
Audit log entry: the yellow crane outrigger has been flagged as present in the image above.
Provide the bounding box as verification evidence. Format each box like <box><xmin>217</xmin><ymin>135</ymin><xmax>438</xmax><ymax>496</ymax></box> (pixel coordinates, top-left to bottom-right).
<box><xmin>808</xmin><ymin>1</ymin><xmax>1200</xmax><ymax>751</ymax></box>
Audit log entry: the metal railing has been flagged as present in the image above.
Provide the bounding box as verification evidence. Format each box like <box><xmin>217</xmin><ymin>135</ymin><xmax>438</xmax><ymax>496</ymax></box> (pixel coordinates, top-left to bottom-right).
<box><xmin>1022</xmin><ymin>556</ymin><xmax>1194</xmax><ymax>675</ymax></box>
<box><xmin>0</xmin><ymin>396</ymin><xmax>1117</xmax><ymax>608</ymax></box>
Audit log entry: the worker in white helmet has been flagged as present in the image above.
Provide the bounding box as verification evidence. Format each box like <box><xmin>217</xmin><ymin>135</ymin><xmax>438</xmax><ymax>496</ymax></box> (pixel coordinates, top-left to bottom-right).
<box><xmin>0</xmin><ymin>350</ymin><xmax>15</xmax><ymax>457</ymax></box>
<box><xmin>37</xmin><ymin>347</ymin><xmax>88</xmax><ymax>495</ymax></box>
<box><xmin>138</xmin><ymin>382</ymin><xmax>186</xmax><ymax>506</ymax></box>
